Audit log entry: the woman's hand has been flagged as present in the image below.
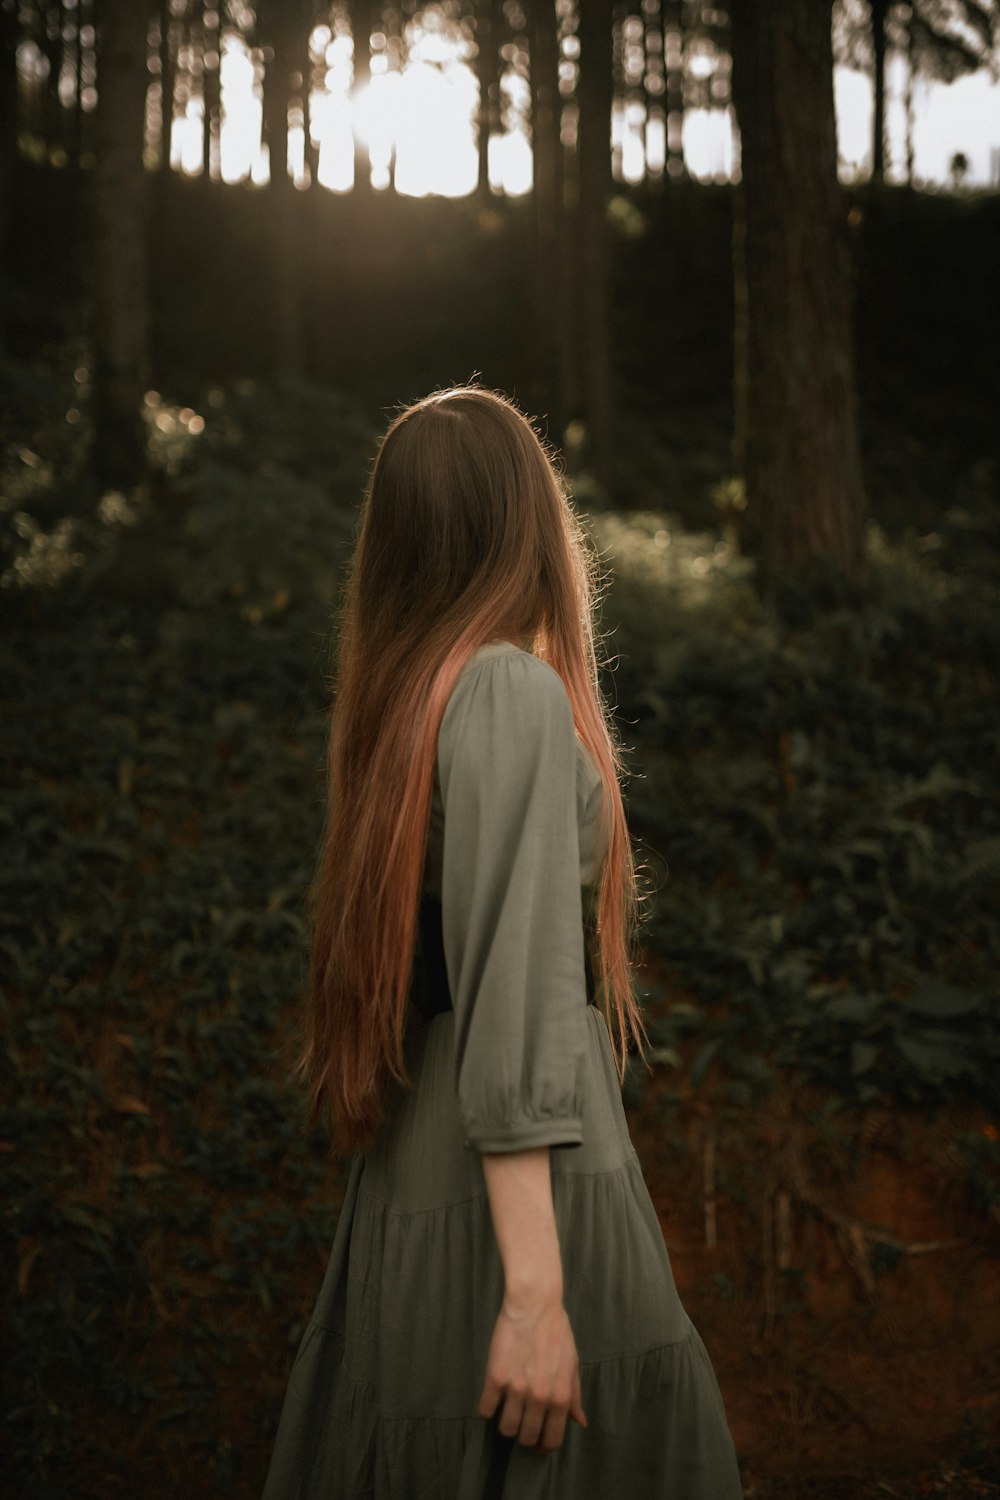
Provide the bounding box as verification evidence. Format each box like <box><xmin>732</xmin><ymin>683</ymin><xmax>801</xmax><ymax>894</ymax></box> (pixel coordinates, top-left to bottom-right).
<box><xmin>478</xmin><ymin>1287</ymin><xmax>588</xmax><ymax>1454</ymax></box>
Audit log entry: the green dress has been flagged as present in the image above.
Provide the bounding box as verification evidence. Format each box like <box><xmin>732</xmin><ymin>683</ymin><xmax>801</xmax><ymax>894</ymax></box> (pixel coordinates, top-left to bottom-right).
<box><xmin>261</xmin><ymin>641</ymin><xmax>744</xmax><ymax>1499</ymax></box>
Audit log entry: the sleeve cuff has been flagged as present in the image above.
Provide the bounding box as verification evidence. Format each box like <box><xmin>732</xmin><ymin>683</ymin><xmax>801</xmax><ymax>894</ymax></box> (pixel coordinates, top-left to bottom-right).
<box><xmin>463</xmin><ymin>1118</ymin><xmax>585</xmax><ymax>1154</ymax></box>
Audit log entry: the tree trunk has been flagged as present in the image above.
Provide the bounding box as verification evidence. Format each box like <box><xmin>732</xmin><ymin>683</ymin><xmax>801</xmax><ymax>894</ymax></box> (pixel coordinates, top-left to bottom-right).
<box><xmin>730</xmin><ymin>0</ymin><xmax>867</xmax><ymax>586</ymax></box>
<box><xmin>92</xmin><ymin>0</ymin><xmax>151</xmax><ymax>489</ymax></box>
<box><xmin>42</xmin><ymin>0</ymin><xmax>66</xmax><ymax>160</ymax></box>
<box><xmin>575</xmin><ymin>0</ymin><xmax>615</xmax><ymax>480</ymax></box>
<box><xmin>261</xmin><ymin>13</ymin><xmax>303</xmax><ymax>373</ymax></box>
<box><xmin>904</xmin><ymin>11</ymin><xmax>915</xmax><ymax>184</ymax></box>
<box><xmin>202</xmin><ymin>0</ymin><xmax>221</xmax><ymax>179</ymax></box>
<box><xmin>158</xmin><ymin>0</ymin><xmax>175</xmax><ymax>174</ymax></box>
<box><xmin>303</xmin><ymin>25</ymin><xmax>319</xmax><ymax>187</ymax></box>
<box><xmin>663</xmin><ymin>0</ymin><xmax>686</xmax><ymax>179</ymax></box>
<box><xmin>351</xmin><ymin>1</ymin><xmax>372</xmax><ymax>193</ymax></box>
<box><xmin>475</xmin><ymin>0</ymin><xmax>499</xmax><ymax>198</ymax></box>
<box><xmin>871</xmin><ymin>0</ymin><xmax>888</xmax><ymax>182</ymax></box>
<box><xmin>0</xmin><ymin>0</ymin><xmax>18</xmax><ymax>334</ymax></box>
<box><xmin>528</xmin><ymin>0</ymin><xmax>560</xmax><ymax>390</ymax></box>
<box><xmin>72</xmin><ymin>0</ymin><xmax>89</xmax><ymax>173</ymax></box>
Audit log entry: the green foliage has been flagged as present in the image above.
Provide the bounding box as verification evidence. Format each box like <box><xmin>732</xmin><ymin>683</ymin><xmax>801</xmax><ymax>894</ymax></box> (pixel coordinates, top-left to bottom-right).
<box><xmin>2</xmin><ymin>355</ymin><xmax>998</xmax><ymax>1490</ymax></box>
<box><xmin>1</xmin><ymin>367</ymin><xmax>371</xmax><ymax>1492</ymax></box>
<box><xmin>591</xmin><ymin>509</ymin><xmax>1000</xmax><ymax>1112</ymax></box>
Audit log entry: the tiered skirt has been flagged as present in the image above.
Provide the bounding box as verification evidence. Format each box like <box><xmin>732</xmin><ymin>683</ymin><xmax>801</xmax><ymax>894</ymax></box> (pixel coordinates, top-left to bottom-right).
<box><xmin>261</xmin><ymin>1004</ymin><xmax>744</xmax><ymax>1499</ymax></box>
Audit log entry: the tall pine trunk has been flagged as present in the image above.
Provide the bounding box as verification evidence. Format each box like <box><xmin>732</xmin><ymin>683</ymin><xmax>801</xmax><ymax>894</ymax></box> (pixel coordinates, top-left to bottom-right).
<box><xmin>351</xmin><ymin>2</ymin><xmax>372</xmax><ymax>193</ymax></box>
<box><xmin>93</xmin><ymin>0</ymin><xmax>150</xmax><ymax>489</ymax></box>
<box><xmin>730</xmin><ymin>0</ymin><xmax>866</xmax><ymax>585</ymax></box>
<box><xmin>475</xmin><ymin>0</ymin><xmax>499</xmax><ymax>199</ymax></box>
<box><xmin>202</xmin><ymin>0</ymin><xmax>221</xmax><ymax>179</ymax></box>
<box><xmin>663</xmin><ymin>0</ymin><xmax>685</xmax><ymax>179</ymax></box>
<box><xmin>261</xmin><ymin>8</ymin><xmax>303</xmax><ymax>373</ymax></box>
<box><xmin>528</xmin><ymin>0</ymin><xmax>561</xmax><ymax>392</ymax></box>
<box><xmin>871</xmin><ymin>0</ymin><xmax>888</xmax><ymax>182</ymax></box>
<box><xmin>158</xmin><ymin>0</ymin><xmax>174</xmax><ymax>176</ymax></box>
<box><xmin>0</xmin><ymin>0</ymin><xmax>18</xmax><ymax>335</ymax></box>
<box><xmin>575</xmin><ymin>0</ymin><xmax>614</xmax><ymax>479</ymax></box>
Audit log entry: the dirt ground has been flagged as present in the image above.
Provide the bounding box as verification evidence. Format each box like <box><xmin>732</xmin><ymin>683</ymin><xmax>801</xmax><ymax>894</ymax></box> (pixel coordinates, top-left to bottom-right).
<box><xmin>626</xmin><ymin>1060</ymin><xmax>1000</xmax><ymax>1499</ymax></box>
<box><xmin>40</xmin><ymin>1042</ymin><xmax>1000</xmax><ymax>1500</ymax></box>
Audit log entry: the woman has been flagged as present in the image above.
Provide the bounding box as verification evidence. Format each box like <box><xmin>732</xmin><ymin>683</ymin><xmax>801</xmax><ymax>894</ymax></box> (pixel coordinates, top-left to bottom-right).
<box><xmin>261</xmin><ymin>385</ymin><xmax>744</xmax><ymax>1499</ymax></box>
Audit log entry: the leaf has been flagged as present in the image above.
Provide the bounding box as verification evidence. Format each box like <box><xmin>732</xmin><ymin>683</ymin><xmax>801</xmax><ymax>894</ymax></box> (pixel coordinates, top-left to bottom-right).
<box><xmin>906</xmin><ymin>983</ymin><xmax>985</xmax><ymax>1020</ymax></box>
<box><xmin>896</xmin><ymin>1031</ymin><xmax>968</xmax><ymax>1081</ymax></box>
<box><xmin>690</xmin><ymin>1037</ymin><xmax>723</xmax><ymax>1087</ymax></box>
<box><xmin>826</xmin><ymin>991</ymin><xmax>879</xmax><ymax>1024</ymax></box>
<box><xmin>851</xmin><ymin>1041</ymin><xmax>880</xmax><ymax>1076</ymax></box>
<box><xmin>75</xmin><ymin>835</ymin><xmax>132</xmax><ymax>862</ymax></box>
<box><xmin>61</xmin><ymin>1203</ymin><xmax>115</xmax><ymax>1238</ymax></box>
<box><xmin>886</xmin><ymin>763</ymin><xmax>982</xmax><ymax>813</ymax></box>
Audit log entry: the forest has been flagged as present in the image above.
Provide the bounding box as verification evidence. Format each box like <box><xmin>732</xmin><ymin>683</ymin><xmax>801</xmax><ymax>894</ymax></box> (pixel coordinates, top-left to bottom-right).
<box><xmin>1</xmin><ymin>1</ymin><xmax>999</xmax><ymax>1496</ymax></box>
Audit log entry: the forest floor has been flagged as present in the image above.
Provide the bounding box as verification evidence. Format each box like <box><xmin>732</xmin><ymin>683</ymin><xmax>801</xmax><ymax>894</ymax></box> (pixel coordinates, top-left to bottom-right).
<box><xmin>2</xmin><ymin>351</ymin><xmax>998</xmax><ymax>1499</ymax></box>
<box><xmin>628</xmin><ymin>1049</ymin><xmax>1000</xmax><ymax>1498</ymax></box>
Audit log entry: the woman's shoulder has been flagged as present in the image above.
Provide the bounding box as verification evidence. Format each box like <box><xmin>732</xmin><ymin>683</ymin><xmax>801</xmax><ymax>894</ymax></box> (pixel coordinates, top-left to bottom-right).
<box><xmin>438</xmin><ymin>643</ymin><xmax>572</xmax><ymax>756</ymax></box>
<box><xmin>449</xmin><ymin>641</ymin><xmax>569</xmax><ymax>712</ymax></box>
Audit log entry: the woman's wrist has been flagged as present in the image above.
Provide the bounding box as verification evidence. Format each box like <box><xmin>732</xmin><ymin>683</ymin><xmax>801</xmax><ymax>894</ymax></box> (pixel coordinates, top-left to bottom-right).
<box><xmin>481</xmin><ymin>1147</ymin><xmax>566</xmax><ymax>1311</ymax></box>
<box><xmin>502</xmin><ymin>1257</ymin><xmax>564</xmax><ymax>1313</ymax></box>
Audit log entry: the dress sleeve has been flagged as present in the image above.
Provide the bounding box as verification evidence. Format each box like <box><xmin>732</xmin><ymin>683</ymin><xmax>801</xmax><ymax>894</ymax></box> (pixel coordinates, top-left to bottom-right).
<box><xmin>437</xmin><ymin>650</ymin><xmax>589</xmax><ymax>1154</ymax></box>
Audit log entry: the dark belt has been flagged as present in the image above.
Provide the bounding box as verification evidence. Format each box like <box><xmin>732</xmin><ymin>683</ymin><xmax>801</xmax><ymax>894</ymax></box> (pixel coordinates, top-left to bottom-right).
<box><xmin>410</xmin><ymin>894</ymin><xmax>598</xmax><ymax>1021</ymax></box>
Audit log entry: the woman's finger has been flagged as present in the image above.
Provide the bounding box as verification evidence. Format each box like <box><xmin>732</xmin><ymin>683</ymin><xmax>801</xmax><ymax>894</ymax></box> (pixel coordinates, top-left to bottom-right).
<box><xmin>496</xmin><ymin>1390</ymin><xmax>526</xmax><ymax>1439</ymax></box>
<box><xmin>477</xmin><ymin>1372</ymin><xmax>501</xmax><ymax>1421</ymax></box>
<box><xmin>517</xmin><ymin>1395</ymin><xmax>547</xmax><ymax>1449</ymax></box>
<box><xmin>533</xmin><ymin>1399</ymin><xmax>569</xmax><ymax>1455</ymax></box>
<box><xmin>569</xmin><ymin>1366</ymin><xmax>588</xmax><ymax>1428</ymax></box>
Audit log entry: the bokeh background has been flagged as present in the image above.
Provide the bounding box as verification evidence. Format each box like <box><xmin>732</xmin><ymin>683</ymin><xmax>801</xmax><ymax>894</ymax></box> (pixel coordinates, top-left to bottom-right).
<box><xmin>1</xmin><ymin>2</ymin><xmax>999</xmax><ymax>1496</ymax></box>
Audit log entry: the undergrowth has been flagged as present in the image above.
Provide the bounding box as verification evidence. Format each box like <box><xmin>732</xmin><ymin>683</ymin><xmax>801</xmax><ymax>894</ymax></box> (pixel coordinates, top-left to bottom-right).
<box><xmin>1</xmin><ymin>352</ymin><xmax>997</xmax><ymax>1494</ymax></box>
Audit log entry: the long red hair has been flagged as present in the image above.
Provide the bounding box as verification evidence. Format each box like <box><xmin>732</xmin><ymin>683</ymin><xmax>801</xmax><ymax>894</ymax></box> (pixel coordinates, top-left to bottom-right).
<box><xmin>297</xmin><ymin>384</ymin><xmax>649</xmax><ymax>1154</ymax></box>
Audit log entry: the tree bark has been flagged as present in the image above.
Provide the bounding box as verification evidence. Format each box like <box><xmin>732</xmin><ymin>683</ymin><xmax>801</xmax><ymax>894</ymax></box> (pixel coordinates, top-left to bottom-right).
<box><xmin>871</xmin><ymin>0</ymin><xmax>888</xmax><ymax>182</ymax></box>
<box><xmin>351</xmin><ymin>1</ymin><xmax>373</xmax><ymax>193</ymax></box>
<box><xmin>475</xmin><ymin>0</ymin><xmax>499</xmax><ymax>198</ymax></box>
<box><xmin>730</xmin><ymin>0</ymin><xmax>867</xmax><ymax>586</ymax></box>
<box><xmin>158</xmin><ymin>0</ymin><xmax>174</xmax><ymax>175</ymax></box>
<box><xmin>903</xmin><ymin>11</ymin><xmax>915</xmax><ymax>184</ymax></box>
<box><xmin>261</xmin><ymin>13</ymin><xmax>304</xmax><ymax>373</ymax></box>
<box><xmin>663</xmin><ymin>0</ymin><xmax>686</xmax><ymax>179</ymax></box>
<box><xmin>42</xmin><ymin>0</ymin><xmax>66</xmax><ymax>160</ymax></box>
<box><xmin>528</xmin><ymin>0</ymin><xmax>561</xmax><ymax>390</ymax></box>
<box><xmin>72</xmin><ymin>0</ymin><xmax>89</xmax><ymax>173</ymax></box>
<box><xmin>202</xmin><ymin>0</ymin><xmax>221</xmax><ymax>179</ymax></box>
<box><xmin>575</xmin><ymin>0</ymin><xmax>615</xmax><ymax>479</ymax></box>
<box><xmin>0</xmin><ymin>0</ymin><xmax>18</xmax><ymax>332</ymax></box>
<box><xmin>92</xmin><ymin>0</ymin><xmax>151</xmax><ymax>489</ymax></box>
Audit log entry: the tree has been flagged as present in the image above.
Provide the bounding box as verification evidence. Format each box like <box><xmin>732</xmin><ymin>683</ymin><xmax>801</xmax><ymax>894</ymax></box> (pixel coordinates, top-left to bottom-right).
<box><xmin>92</xmin><ymin>0</ymin><xmax>151</xmax><ymax>489</ymax></box>
<box><xmin>527</xmin><ymin>0</ymin><xmax>561</xmax><ymax>391</ymax></box>
<box><xmin>257</xmin><ymin>0</ymin><xmax>316</xmax><ymax>374</ymax></box>
<box><xmin>157</xmin><ymin>0</ymin><xmax>175</xmax><ymax>177</ymax></box>
<box><xmin>0</xmin><ymin>0</ymin><xmax>18</xmax><ymax>336</ymax></box>
<box><xmin>202</xmin><ymin>0</ymin><xmax>222</xmax><ymax>179</ymax></box>
<box><xmin>575</xmin><ymin>0</ymin><xmax>615</xmax><ymax>479</ymax></box>
<box><xmin>350</xmin><ymin>1</ymin><xmax>376</xmax><ymax>193</ymax></box>
<box><xmin>473</xmin><ymin>0</ymin><xmax>501</xmax><ymax>198</ymax></box>
<box><xmin>663</xmin><ymin>0</ymin><xmax>687</xmax><ymax>179</ymax></box>
<box><xmin>730</xmin><ymin>0</ymin><xmax>867</xmax><ymax>585</ymax></box>
<box><xmin>871</xmin><ymin>0</ymin><xmax>890</xmax><ymax>180</ymax></box>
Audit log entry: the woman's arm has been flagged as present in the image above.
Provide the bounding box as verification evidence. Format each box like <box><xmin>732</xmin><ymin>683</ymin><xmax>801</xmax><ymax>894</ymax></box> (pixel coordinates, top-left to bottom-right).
<box><xmin>478</xmin><ymin>1148</ymin><xmax>588</xmax><ymax>1455</ymax></box>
